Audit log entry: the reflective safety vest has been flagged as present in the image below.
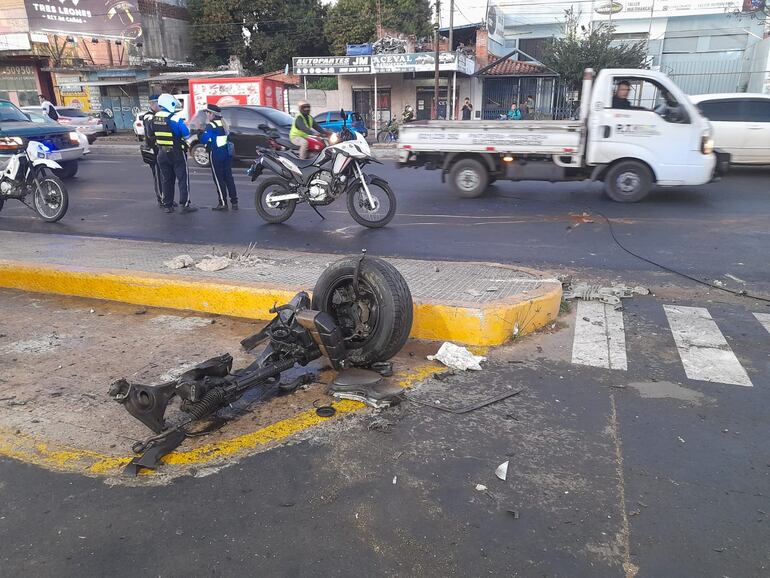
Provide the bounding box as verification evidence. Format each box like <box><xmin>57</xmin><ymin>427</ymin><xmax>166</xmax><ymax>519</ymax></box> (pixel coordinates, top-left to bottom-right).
<box><xmin>152</xmin><ymin>111</ymin><xmax>179</xmax><ymax>149</ymax></box>
<box><xmin>207</xmin><ymin>119</ymin><xmax>229</xmax><ymax>149</ymax></box>
<box><xmin>289</xmin><ymin>112</ymin><xmax>313</xmax><ymax>139</ymax></box>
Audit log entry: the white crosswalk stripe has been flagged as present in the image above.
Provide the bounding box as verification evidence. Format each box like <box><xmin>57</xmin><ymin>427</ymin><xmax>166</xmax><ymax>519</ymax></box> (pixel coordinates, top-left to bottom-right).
<box><xmin>571</xmin><ymin>301</ymin><xmax>627</xmax><ymax>370</ymax></box>
<box><xmin>663</xmin><ymin>306</ymin><xmax>753</xmax><ymax>387</ymax></box>
<box><xmin>755</xmin><ymin>313</ymin><xmax>770</xmax><ymax>335</ymax></box>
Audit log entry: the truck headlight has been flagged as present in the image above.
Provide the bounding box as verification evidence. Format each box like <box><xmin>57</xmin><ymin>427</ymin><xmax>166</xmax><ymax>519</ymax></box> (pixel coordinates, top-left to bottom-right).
<box><xmin>701</xmin><ymin>134</ymin><xmax>714</xmax><ymax>155</ymax></box>
<box><xmin>69</xmin><ymin>131</ymin><xmax>80</xmax><ymax>144</ymax></box>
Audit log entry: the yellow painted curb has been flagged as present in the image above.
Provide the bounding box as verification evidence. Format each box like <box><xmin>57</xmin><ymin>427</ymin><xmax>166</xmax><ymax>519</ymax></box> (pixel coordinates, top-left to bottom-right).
<box><xmin>0</xmin><ymin>259</ymin><xmax>561</xmax><ymax>346</ymax></box>
<box><xmin>0</xmin><ymin>363</ymin><xmax>439</xmax><ymax>478</ymax></box>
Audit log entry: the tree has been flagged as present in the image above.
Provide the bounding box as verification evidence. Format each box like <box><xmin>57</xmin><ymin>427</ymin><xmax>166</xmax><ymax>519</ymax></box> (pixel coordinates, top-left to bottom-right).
<box><xmin>188</xmin><ymin>0</ymin><xmax>329</xmax><ymax>74</ymax></box>
<box><xmin>541</xmin><ymin>9</ymin><xmax>648</xmax><ymax>92</ymax></box>
<box><xmin>324</xmin><ymin>0</ymin><xmax>433</xmax><ymax>55</ymax></box>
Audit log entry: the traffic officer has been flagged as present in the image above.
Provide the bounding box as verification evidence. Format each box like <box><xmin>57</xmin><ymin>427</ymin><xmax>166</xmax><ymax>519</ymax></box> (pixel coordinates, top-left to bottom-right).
<box><xmin>149</xmin><ymin>93</ymin><xmax>197</xmax><ymax>214</ymax></box>
<box><xmin>199</xmin><ymin>104</ymin><xmax>238</xmax><ymax>211</ymax></box>
<box><xmin>140</xmin><ymin>94</ymin><xmax>164</xmax><ymax>207</ymax></box>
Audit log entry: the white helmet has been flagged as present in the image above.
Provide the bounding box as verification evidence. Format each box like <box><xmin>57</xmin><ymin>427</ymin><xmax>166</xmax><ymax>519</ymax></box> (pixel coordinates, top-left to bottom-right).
<box><xmin>158</xmin><ymin>93</ymin><xmax>179</xmax><ymax>113</ymax></box>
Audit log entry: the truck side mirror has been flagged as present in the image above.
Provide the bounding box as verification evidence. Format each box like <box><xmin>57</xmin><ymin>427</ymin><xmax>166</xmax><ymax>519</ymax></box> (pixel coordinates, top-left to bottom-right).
<box><xmin>258</xmin><ymin>124</ymin><xmax>270</xmax><ymax>131</ymax></box>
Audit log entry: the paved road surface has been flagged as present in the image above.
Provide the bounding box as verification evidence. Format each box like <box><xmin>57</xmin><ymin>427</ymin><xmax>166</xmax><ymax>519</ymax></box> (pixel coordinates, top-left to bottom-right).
<box><xmin>0</xmin><ymin>155</ymin><xmax>768</xmax><ymax>290</ymax></box>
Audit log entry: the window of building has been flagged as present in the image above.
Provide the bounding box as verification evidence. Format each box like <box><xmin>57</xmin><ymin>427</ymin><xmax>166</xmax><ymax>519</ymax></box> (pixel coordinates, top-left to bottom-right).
<box><xmin>518</xmin><ymin>38</ymin><xmax>548</xmax><ymax>62</ymax></box>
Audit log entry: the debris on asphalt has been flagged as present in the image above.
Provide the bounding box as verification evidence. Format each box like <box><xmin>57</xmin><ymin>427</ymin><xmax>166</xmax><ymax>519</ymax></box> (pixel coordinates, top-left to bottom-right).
<box><xmin>475</xmin><ymin>484</ymin><xmax>488</xmax><ymax>492</ymax></box>
<box><xmin>465</xmin><ymin>289</ymin><xmax>483</xmax><ymax>297</ymax></box>
<box><xmin>724</xmin><ymin>273</ymin><xmax>746</xmax><ymax>284</ymax></box>
<box><xmin>195</xmin><ymin>256</ymin><xmax>231</xmax><ymax>272</ymax></box>
<box><xmin>331</xmin><ymin>390</ymin><xmax>401</xmax><ymax>409</ymax></box>
<box><xmin>163</xmin><ymin>254</ymin><xmax>195</xmax><ymax>270</ymax></box>
<box><xmin>495</xmin><ymin>461</ymin><xmax>509</xmax><ymax>481</ymax></box>
<box><xmin>677</xmin><ymin>436</ymin><xmax>686</xmax><ymax>444</ymax></box>
<box><xmin>392</xmin><ymin>476</ymin><xmax>397</xmax><ymax>485</ymax></box>
<box><xmin>507</xmin><ymin>510</ymin><xmax>520</xmax><ymax>519</ymax></box>
<box><xmin>428</xmin><ymin>342</ymin><xmax>486</xmax><ymax>371</ymax></box>
<box><xmin>408</xmin><ymin>388</ymin><xmax>523</xmax><ymax>415</ymax></box>
<box><xmin>562</xmin><ymin>282</ymin><xmax>650</xmax><ymax>309</ymax></box>
<box><xmin>713</xmin><ymin>547</ymin><xmax>726</xmax><ymax>553</ymax></box>
<box><xmin>433</xmin><ymin>370</ymin><xmax>456</xmax><ymax>382</ymax></box>
<box><xmin>367</xmin><ymin>417</ymin><xmax>395</xmax><ymax>433</ymax></box>
<box><xmin>315</xmin><ymin>405</ymin><xmax>336</xmax><ymax>418</ymax></box>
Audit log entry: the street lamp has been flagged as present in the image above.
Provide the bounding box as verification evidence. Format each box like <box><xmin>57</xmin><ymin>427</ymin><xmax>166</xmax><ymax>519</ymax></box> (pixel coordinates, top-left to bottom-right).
<box><xmin>433</xmin><ymin>22</ymin><xmax>440</xmax><ymax>120</ymax></box>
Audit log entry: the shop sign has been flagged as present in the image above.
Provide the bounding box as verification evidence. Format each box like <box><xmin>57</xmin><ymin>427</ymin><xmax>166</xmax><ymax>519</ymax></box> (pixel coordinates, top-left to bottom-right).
<box><xmin>372</xmin><ymin>52</ymin><xmax>466</xmax><ymax>73</ymax></box>
<box><xmin>24</xmin><ymin>0</ymin><xmax>142</xmax><ymax>39</ymax></box>
<box><xmin>0</xmin><ymin>65</ymin><xmax>35</xmax><ymax>82</ymax></box>
<box><xmin>293</xmin><ymin>56</ymin><xmax>371</xmax><ymax>75</ymax></box>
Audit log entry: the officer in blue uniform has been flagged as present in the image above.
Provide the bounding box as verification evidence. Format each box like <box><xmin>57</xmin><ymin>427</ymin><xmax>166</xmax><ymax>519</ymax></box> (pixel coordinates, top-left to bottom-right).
<box><xmin>140</xmin><ymin>94</ymin><xmax>164</xmax><ymax>207</ymax></box>
<box><xmin>149</xmin><ymin>93</ymin><xmax>197</xmax><ymax>214</ymax></box>
<box><xmin>199</xmin><ymin>104</ymin><xmax>238</xmax><ymax>211</ymax></box>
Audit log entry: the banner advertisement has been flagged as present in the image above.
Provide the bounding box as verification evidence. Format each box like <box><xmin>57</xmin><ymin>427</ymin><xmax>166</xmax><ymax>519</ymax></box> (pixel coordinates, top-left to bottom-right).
<box><xmin>24</xmin><ymin>0</ymin><xmax>142</xmax><ymax>39</ymax></box>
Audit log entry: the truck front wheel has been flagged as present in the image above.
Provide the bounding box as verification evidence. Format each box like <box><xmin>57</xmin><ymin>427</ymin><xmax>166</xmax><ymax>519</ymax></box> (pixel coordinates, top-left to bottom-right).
<box><xmin>604</xmin><ymin>161</ymin><xmax>652</xmax><ymax>203</ymax></box>
<box><xmin>450</xmin><ymin>158</ymin><xmax>488</xmax><ymax>198</ymax></box>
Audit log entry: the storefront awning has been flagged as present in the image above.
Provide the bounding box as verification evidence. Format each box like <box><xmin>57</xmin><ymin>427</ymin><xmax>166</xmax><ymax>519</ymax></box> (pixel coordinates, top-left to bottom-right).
<box><xmin>57</xmin><ymin>79</ymin><xmax>140</xmax><ymax>88</ymax></box>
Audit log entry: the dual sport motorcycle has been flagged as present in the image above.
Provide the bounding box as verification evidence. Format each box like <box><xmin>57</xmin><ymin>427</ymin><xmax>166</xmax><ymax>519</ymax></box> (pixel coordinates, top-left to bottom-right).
<box><xmin>0</xmin><ymin>138</ymin><xmax>69</xmax><ymax>222</ymax></box>
<box><xmin>248</xmin><ymin>113</ymin><xmax>396</xmax><ymax>229</ymax></box>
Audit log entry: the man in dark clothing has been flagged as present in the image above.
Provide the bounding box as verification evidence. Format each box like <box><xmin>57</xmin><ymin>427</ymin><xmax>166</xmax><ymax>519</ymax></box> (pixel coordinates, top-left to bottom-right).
<box><xmin>289</xmin><ymin>100</ymin><xmax>330</xmax><ymax>159</ymax></box>
<box><xmin>140</xmin><ymin>95</ymin><xmax>164</xmax><ymax>207</ymax></box>
<box><xmin>199</xmin><ymin>104</ymin><xmax>238</xmax><ymax>211</ymax></box>
<box><xmin>612</xmin><ymin>81</ymin><xmax>633</xmax><ymax>109</ymax></box>
<box><xmin>461</xmin><ymin>97</ymin><xmax>473</xmax><ymax>120</ymax></box>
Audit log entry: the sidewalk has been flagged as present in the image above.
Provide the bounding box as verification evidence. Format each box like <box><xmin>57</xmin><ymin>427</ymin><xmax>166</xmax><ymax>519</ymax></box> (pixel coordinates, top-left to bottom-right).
<box><xmin>0</xmin><ymin>231</ymin><xmax>561</xmax><ymax>346</ymax></box>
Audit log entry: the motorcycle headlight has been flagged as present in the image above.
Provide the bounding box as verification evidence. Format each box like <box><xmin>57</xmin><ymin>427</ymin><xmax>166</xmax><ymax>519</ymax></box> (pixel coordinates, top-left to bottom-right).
<box><xmin>69</xmin><ymin>131</ymin><xmax>80</xmax><ymax>144</ymax></box>
<box><xmin>0</xmin><ymin>136</ymin><xmax>23</xmax><ymax>150</ymax></box>
<box><xmin>329</xmin><ymin>132</ymin><xmax>339</xmax><ymax>145</ymax></box>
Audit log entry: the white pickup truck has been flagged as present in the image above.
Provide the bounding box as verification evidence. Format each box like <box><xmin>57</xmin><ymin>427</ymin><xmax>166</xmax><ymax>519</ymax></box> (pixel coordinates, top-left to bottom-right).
<box><xmin>398</xmin><ymin>68</ymin><xmax>729</xmax><ymax>202</ymax></box>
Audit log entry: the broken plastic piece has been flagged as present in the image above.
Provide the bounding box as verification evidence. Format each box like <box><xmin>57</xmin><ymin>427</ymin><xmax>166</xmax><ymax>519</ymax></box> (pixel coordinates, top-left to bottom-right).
<box><xmin>562</xmin><ymin>282</ymin><xmax>650</xmax><ymax>309</ymax></box>
<box><xmin>195</xmin><ymin>256</ymin><xmax>231</xmax><ymax>272</ymax></box>
<box><xmin>315</xmin><ymin>405</ymin><xmax>336</xmax><ymax>417</ymax></box>
<box><xmin>427</xmin><ymin>342</ymin><xmax>486</xmax><ymax>371</ymax></box>
<box><xmin>495</xmin><ymin>460</ymin><xmax>509</xmax><ymax>481</ymax></box>
<box><xmin>163</xmin><ymin>254</ymin><xmax>194</xmax><ymax>270</ymax></box>
<box><xmin>475</xmin><ymin>484</ymin><xmax>487</xmax><ymax>491</ymax></box>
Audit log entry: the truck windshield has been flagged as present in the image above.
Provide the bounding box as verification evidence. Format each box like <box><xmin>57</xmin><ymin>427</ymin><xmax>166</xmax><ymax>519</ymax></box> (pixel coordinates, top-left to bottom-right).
<box><xmin>0</xmin><ymin>100</ymin><xmax>31</xmax><ymax>122</ymax></box>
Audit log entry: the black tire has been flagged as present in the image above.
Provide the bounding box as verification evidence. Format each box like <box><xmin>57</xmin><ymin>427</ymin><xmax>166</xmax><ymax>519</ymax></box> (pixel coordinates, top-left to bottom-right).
<box><xmin>604</xmin><ymin>160</ymin><xmax>653</xmax><ymax>203</ymax></box>
<box><xmin>54</xmin><ymin>160</ymin><xmax>78</xmax><ymax>180</ymax></box>
<box><xmin>450</xmin><ymin>158</ymin><xmax>488</xmax><ymax>198</ymax></box>
<box><xmin>255</xmin><ymin>177</ymin><xmax>297</xmax><ymax>224</ymax></box>
<box><xmin>190</xmin><ymin>143</ymin><xmax>210</xmax><ymax>168</ymax></box>
<box><xmin>312</xmin><ymin>256</ymin><xmax>413</xmax><ymax>366</ymax></box>
<box><xmin>346</xmin><ymin>177</ymin><xmax>396</xmax><ymax>228</ymax></box>
<box><xmin>32</xmin><ymin>173</ymin><xmax>68</xmax><ymax>222</ymax></box>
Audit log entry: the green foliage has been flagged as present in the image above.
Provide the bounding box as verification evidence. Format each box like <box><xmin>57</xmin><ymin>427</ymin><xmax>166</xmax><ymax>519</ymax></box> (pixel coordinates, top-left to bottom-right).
<box><xmin>541</xmin><ymin>9</ymin><xmax>649</xmax><ymax>91</ymax></box>
<box><xmin>188</xmin><ymin>0</ymin><xmax>329</xmax><ymax>74</ymax></box>
<box><xmin>308</xmin><ymin>76</ymin><xmax>339</xmax><ymax>90</ymax></box>
<box><xmin>324</xmin><ymin>0</ymin><xmax>433</xmax><ymax>55</ymax></box>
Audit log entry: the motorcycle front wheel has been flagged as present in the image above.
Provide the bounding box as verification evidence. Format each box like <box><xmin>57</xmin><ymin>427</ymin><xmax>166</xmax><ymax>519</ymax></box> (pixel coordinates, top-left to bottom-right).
<box><xmin>347</xmin><ymin>177</ymin><xmax>396</xmax><ymax>228</ymax></box>
<box><xmin>32</xmin><ymin>172</ymin><xmax>68</xmax><ymax>222</ymax></box>
<box><xmin>255</xmin><ymin>177</ymin><xmax>297</xmax><ymax>224</ymax></box>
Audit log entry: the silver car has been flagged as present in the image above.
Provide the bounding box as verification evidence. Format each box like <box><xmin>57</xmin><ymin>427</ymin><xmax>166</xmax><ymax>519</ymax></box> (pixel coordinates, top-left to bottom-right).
<box><xmin>23</xmin><ymin>106</ymin><xmax>104</xmax><ymax>143</ymax></box>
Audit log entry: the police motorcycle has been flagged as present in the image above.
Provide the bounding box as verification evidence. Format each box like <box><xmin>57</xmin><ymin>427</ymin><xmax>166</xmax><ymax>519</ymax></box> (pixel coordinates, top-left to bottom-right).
<box><xmin>0</xmin><ymin>138</ymin><xmax>69</xmax><ymax>222</ymax></box>
<box><xmin>248</xmin><ymin>110</ymin><xmax>396</xmax><ymax>228</ymax></box>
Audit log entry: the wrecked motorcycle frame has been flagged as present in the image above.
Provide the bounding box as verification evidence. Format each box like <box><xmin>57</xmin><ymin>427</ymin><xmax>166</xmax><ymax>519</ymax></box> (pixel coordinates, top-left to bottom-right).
<box><xmin>109</xmin><ymin>255</ymin><xmax>413</xmax><ymax>473</ymax></box>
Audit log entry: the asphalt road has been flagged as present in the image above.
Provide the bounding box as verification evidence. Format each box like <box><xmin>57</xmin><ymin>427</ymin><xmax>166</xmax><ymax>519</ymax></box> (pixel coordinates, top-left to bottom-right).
<box><xmin>1</xmin><ymin>152</ymin><xmax>769</xmax><ymax>576</ymax></box>
<box><xmin>0</xmin><ymin>153</ymin><xmax>768</xmax><ymax>290</ymax></box>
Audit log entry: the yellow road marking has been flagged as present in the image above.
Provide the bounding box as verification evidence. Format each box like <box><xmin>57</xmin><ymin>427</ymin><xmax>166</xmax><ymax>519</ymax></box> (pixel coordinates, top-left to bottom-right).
<box><xmin>0</xmin><ymin>363</ymin><xmax>440</xmax><ymax>478</ymax></box>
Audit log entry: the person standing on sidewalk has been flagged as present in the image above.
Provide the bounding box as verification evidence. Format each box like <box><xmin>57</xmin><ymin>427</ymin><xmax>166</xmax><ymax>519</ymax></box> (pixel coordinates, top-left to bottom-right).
<box><xmin>140</xmin><ymin>95</ymin><xmax>164</xmax><ymax>207</ymax></box>
<box><xmin>199</xmin><ymin>104</ymin><xmax>238</xmax><ymax>211</ymax></box>
<box><xmin>461</xmin><ymin>97</ymin><xmax>473</xmax><ymax>120</ymax></box>
<box><xmin>149</xmin><ymin>94</ymin><xmax>197</xmax><ymax>214</ymax></box>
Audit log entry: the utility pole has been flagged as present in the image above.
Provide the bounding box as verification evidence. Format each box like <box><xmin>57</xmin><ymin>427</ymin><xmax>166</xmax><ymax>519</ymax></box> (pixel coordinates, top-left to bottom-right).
<box><xmin>432</xmin><ymin>1</ymin><xmax>441</xmax><ymax>120</ymax></box>
<box><xmin>447</xmin><ymin>0</ymin><xmax>454</xmax><ymax>119</ymax></box>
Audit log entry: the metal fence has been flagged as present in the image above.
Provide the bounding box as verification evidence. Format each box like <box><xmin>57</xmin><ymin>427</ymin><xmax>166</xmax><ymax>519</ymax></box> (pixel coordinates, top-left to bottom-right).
<box><xmin>481</xmin><ymin>76</ymin><xmax>577</xmax><ymax>121</ymax></box>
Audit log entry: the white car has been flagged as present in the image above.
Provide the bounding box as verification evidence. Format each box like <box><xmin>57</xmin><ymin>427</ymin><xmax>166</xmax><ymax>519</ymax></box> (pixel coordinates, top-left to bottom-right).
<box><xmin>133</xmin><ymin>110</ymin><xmax>145</xmax><ymax>140</ymax></box>
<box><xmin>24</xmin><ymin>110</ymin><xmax>90</xmax><ymax>156</ymax></box>
<box><xmin>690</xmin><ymin>93</ymin><xmax>770</xmax><ymax>165</ymax></box>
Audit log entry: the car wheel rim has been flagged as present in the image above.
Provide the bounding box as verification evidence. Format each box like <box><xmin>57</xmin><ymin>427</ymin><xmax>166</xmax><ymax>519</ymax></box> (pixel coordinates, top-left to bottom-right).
<box><xmin>458</xmin><ymin>169</ymin><xmax>480</xmax><ymax>191</ymax></box>
<box><xmin>617</xmin><ymin>171</ymin><xmax>640</xmax><ymax>194</ymax></box>
<box><xmin>193</xmin><ymin>148</ymin><xmax>208</xmax><ymax>165</ymax></box>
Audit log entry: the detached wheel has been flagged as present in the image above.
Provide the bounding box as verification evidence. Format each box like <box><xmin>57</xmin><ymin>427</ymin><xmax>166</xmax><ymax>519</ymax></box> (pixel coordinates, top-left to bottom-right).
<box><xmin>604</xmin><ymin>161</ymin><xmax>652</xmax><ymax>203</ymax></box>
<box><xmin>191</xmin><ymin>143</ymin><xmax>210</xmax><ymax>168</ymax></box>
<box><xmin>450</xmin><ymin>158</ymin><xmax>488</xmax><ymax>198</ymax></box>
<box><xmin>312</xmin><ymin>256</ymin><xmax>413</xmax><ymax>366</ymax></box>
<box><xmin>255</xmin><ymin>177</ymin><xmax>296</xmax><ymax>224</ymax></box>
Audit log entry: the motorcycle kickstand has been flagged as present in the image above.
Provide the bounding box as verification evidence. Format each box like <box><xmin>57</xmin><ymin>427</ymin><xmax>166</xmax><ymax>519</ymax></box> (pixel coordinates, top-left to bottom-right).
<box><xmin>310</xmin><ymin>204</ymin><xmax>325</xmax><ymax>220</ymax></box>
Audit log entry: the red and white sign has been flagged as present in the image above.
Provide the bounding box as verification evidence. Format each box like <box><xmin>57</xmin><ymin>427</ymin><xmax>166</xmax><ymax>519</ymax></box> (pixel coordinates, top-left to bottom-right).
<box><xmin>189</xmin><ymin>77</ymin><xmax>285</xmax><ymax>115</ymax></box>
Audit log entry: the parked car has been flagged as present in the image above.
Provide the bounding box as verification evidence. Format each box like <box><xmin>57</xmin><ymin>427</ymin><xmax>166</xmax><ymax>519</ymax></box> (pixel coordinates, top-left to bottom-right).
<box><xmin>1</xmin><ymin>99</ymin><xmax>83</xmax><ymax>179</ymax></box>
<box><xmin>96</xmin><ymin>109</ymin><xmax>117</xmax><ymax>134</ymax></box>
<box><xmin>24</xmin><ymin>110</ymin><xmax>90</xmax><ymax>156</ymax></box>
<box><xmin>315</xmin><ymin>110</ymin><xmax>368</xmax><ymax>137</ymax></box>
<box><xmin>23</xmin><ymin>106</ymin><xmax>103</xmax><ymax>143</ymax></box>
<box><xmin>133</xmin><ymin>96</ymin><xmax>190</xmax><ymax>141</ymax></box>
<box><xmin>690</xmin><ymin>93</ymin><xmax>770</xmax><ymax>165</ymax></box>
<box><xmin>133</xmin><ymin>110</ymin><xmax>145</xmax><ymax>140</ymax></box>
<box><xmin>187</xmin><ymin>105</ymin><xmax>294</xmax><ymax>167</ymax></box>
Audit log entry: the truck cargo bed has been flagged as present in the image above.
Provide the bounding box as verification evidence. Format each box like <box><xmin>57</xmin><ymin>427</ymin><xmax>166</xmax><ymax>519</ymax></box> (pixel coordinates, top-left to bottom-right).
<box><xmin>398</xmin><ymin>120</ymin><xmax>584</xmax><ymax>156</ymax></box>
